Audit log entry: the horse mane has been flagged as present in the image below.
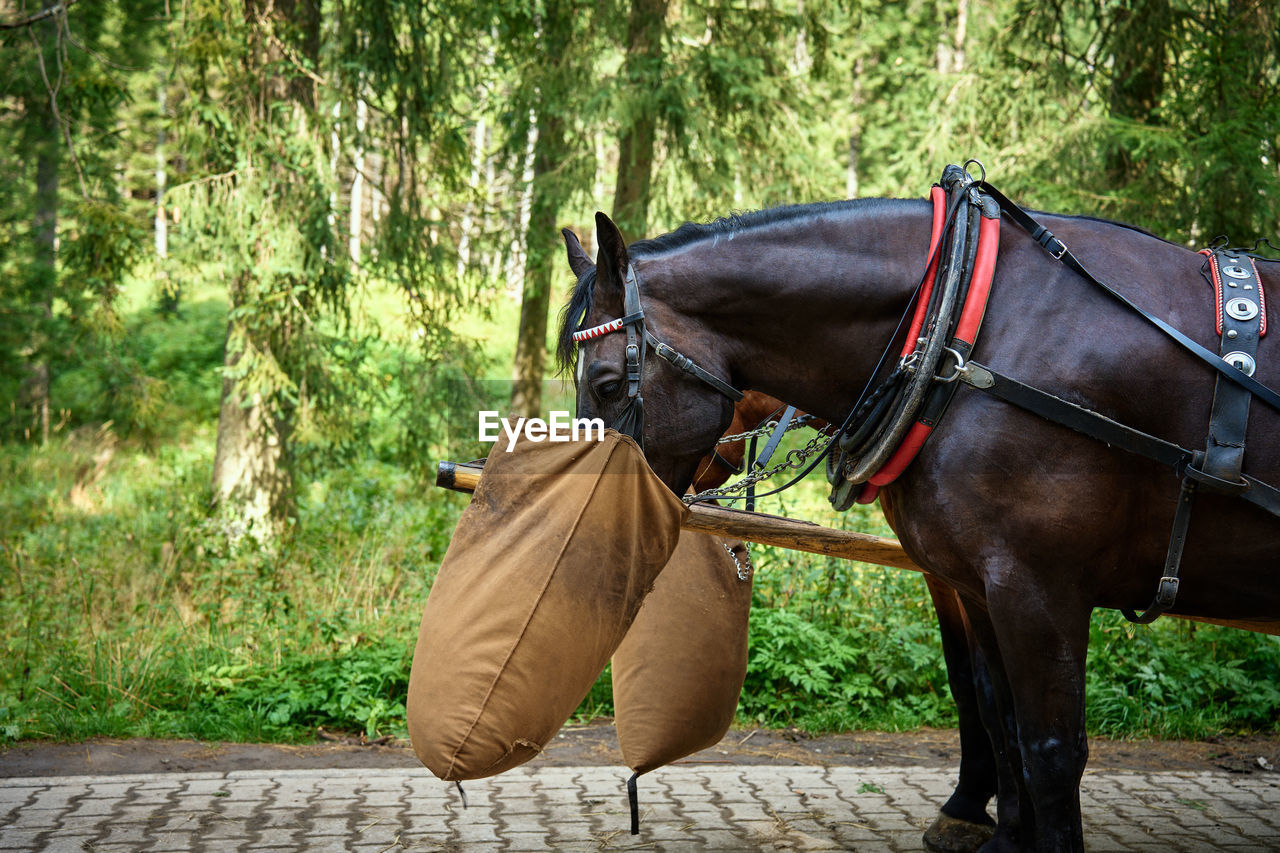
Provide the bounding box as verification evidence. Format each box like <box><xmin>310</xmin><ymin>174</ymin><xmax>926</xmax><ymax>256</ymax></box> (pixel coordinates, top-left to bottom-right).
<box><xmin>556</xmin><ymin>265</ymin><xmax>596</xmax><ymax>376</ymax></box>
<box><xmin>553</xmin><ymin>197</ymin><xmax>1173</xmax><ymax>375</ymax></box>
<box><xmin>628</xmin><ymin>198</ymin><xmax>905</xmax><ymax>257</ymax></box>
<box><xmin>555</xmin><ymin>199</ymin><xmax>899</xmax><ymax>374</ymax></box>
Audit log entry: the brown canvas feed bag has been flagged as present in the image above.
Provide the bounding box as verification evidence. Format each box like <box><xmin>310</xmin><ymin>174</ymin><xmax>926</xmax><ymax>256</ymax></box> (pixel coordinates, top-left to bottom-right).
<box><xmin>611</xmin><ymin>530</ymin><xmax>752</xmax><ymax>831</ymax></box>
<box><xmin>408</xmin><ymin>430</ymin><xmax>687</xmax><ymax>781</ymax></box>
<box><xmin>612</xmin><ymin>531</ymin><xmax>752</xmax><ymax>773</ymax></box>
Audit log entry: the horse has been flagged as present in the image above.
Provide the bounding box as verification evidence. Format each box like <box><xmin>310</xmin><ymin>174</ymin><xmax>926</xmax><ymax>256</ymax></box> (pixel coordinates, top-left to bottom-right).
<box><xmin>556</xmin><ymin>177</ymin><xmax>1280</xmax><ymax>851</ymax></box>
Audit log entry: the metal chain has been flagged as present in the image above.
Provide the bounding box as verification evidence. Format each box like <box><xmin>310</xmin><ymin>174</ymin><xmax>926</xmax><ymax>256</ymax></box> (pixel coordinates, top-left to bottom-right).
<box><xmin>714</xmin><ymin>413</ymin><xmax>815</xmax><ymax>446</ymax></box>
<box><xmin>686</xmin><ymin>365</ymin><xmax>910</xmax><ymax>505</ymax></box>
<box><xmin>723</xmin><ymin>541</ymin><xmax>753</xmax><ymax>581</ymax></box>
<box><xmin>684</xmin><ymin>427</ymin><xmax>834</xmax><ymax>503</ymax></box>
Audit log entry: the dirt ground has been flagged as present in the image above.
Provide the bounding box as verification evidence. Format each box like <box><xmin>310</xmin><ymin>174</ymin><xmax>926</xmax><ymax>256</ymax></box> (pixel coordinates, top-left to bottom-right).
<box><xmin>3</xmin><ymin>722</ymin><xmax>1278</xmax><ymax>779</ymax></box>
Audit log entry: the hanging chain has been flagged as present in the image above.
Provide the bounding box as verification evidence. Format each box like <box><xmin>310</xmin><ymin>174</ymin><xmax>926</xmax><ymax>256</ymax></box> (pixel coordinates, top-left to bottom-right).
<box><xmin>723</xmin><ymin>541</ymin><xmax>753</xmax><ymax>581</ymax></box>
<box><xmin>714</xmin><ymin>412</ymin><xmax>815</xmax><ymax>446</ymax></box>
<box><xmin>684</xmin><ymin>426</ymin><xmax>835</xmax><ymax>504</ymax></box>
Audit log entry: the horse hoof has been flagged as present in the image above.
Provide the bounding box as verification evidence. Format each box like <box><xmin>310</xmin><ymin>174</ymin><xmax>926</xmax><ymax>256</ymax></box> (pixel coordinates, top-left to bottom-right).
<box><xmin>923</xmin><ymin>813</ymin><xmax>996</xmax><ymax>853</ymax></box>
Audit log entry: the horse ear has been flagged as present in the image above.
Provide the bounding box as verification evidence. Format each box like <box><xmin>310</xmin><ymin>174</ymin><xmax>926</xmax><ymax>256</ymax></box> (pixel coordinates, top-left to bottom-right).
<box><xmin>594</xmin><ymin>211</ymin><xmax>631</xmax><ymax>287</ymax></box>
<box><xmin>562</xmin><ymin>228</ymin><xmax>594</xmax><ymax>279</ymax></box>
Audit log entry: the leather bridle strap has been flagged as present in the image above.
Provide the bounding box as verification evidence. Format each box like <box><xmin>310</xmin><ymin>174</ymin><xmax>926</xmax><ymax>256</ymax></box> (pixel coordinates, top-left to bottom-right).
<box><xmin>646</xmin><ymin>332</ymin><xmax>745</xmax><ymax>402</ymax></box>
<box><xmin>571</xmin><ymin>263</ymin><xmax>746</xmax><ymax>405</ymax></box>
<box><xmin>976</xmin><ymin>181</ymin><xmax>1280</xmax><ymax>413</ymax></box>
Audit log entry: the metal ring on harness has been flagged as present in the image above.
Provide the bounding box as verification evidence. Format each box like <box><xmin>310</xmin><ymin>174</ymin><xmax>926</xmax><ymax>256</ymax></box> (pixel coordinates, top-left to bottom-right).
<box><xmin>934</xmin><ymin>346</ymin><xmax>968</xmax><ymax>384</ymax></box>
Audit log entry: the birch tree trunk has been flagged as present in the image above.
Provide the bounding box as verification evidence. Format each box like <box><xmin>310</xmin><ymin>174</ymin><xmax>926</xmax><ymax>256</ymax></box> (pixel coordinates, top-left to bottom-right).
<box><xmin>510</xmin><ymin>107</ymin><xmax>565</xmax><ymax>419</ymax></box>
<box><xmin>155</xmin><ymin>82</ymin><xmax>176</xmax><ymax>312</ymax></box>
<box><xmin>349</xmin><ymin>96</ymin><xmax>366</xmax><ymax>264</ymax></box>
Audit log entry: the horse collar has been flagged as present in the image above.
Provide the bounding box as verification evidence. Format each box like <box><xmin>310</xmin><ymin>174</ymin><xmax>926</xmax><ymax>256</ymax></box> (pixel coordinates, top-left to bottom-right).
<box><xmin>827</xmin><ymin>165</ymin><xmax>1002</xmax><ymax>509</ymax></box>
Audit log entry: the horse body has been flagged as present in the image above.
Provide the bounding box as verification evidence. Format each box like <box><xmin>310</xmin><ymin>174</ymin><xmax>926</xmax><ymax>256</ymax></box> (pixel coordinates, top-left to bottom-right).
<box><xmin>564</xmin><ymin>196</ymin><xmax>1278</xmax><ymax>850</ymax></box>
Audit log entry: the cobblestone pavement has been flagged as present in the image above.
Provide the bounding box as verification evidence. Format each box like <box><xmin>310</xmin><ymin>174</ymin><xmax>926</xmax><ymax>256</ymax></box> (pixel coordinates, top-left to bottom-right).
<box><xmin>3</xmin><ymin>763</ymin><xmax>1280</xmax><ymax>852</ymax></box>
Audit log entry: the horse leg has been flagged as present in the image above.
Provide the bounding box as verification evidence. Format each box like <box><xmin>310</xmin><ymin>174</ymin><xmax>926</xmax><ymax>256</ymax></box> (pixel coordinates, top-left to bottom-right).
<box><xmin>954</xmin><ymin>595</ymin><xmax>1031</xmax><ymax>853</ymax></box>
<box><xmin>977</xmin><ymin>567</ymin><xmax>1092</xmax><ymax>852</ymax></box>
<box><xmin>922</xmin><ymin>576</ymin><xmax>998</xmax><ymax>853</ymax></box>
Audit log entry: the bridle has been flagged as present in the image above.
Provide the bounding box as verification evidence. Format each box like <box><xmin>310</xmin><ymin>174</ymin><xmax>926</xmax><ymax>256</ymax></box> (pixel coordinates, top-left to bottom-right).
<box><xmin>572</xmin><ymin>262</ymin><xmax>744</xmax><ymax>450</ymax></box>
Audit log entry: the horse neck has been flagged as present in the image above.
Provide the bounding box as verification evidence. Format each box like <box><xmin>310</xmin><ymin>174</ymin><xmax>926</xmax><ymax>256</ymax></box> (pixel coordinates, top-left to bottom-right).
<box><xmin>641</xmin><ymin>200</ymin><xmax>933</xmax><ymax>423</ymax></box>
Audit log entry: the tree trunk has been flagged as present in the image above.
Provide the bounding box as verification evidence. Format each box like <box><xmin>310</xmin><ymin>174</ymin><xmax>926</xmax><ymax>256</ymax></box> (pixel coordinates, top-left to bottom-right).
<box><xmin>211</xmin><ymin>0</ymin><xmax>320</xmax><ymax>535</ymax></box>
<box><xmin>510</xmin><ymin>108</ymin><xmax>566</xmax><ymax>419</ymax></box>
<box><xmin>211</xmin><ymin>274</ymin><xmax>295</xmax><ymax>535</ymax></box>
<box><xmin>510</xmin><ymin>1</ymin><xmax>576</xmax><ymax>419</ymax></box>
<box><xmin>156</xmin><ymin>81</ymin><xmax>177</xmax><ymax>313</ymax></box>
<box><xmin>350</xmin><ymin>96</ymin><xmax>366</xmax><ymax>264</ymax></box>
<box><xmin>28</xmin><ymin>87</ymin><xmax>59</xmax><ymax>445</ymax></box>
<box><xmin>507</xmin><ymin>114</ymin><xmax>536</xmax><ymax>292</ymax></box>
<box><xmin>611</xmin><ymin>0</ymin><xmax>668</xmax><ymax>238</ymax></box>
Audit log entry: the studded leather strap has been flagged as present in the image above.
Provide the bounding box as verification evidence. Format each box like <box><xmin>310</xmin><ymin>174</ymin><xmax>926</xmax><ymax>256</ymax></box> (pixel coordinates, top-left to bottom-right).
<box><xmin>1200</xmin><ymin>249</ymin><xmax>1266</xmax><ymax>486</ymax></box>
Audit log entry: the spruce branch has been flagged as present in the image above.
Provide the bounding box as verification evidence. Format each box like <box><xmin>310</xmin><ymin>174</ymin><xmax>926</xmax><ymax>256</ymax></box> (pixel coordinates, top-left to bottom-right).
<box><xmin>0</xmin><ymin>0</ymin><xmax>77</xmax><ymax>31</ymax></box>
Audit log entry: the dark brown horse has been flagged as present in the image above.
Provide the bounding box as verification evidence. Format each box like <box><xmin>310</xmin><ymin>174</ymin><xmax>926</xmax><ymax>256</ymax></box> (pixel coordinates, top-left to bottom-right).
<box><xmin>558</xmin><ymin>191</ymin><xmax>1280</xmax><ymax>851</ymax></box>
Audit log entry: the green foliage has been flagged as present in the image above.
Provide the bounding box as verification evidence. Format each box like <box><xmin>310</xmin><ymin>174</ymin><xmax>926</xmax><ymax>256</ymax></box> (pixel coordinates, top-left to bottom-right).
<box><xmin>190</xmin><ymin>645</ymin><xmax>411</xmax><ymax>740</ymax></box>
<box><xmin>0</xmin><ymin>427</ymin><xmax>460</xmax><ymax>744</ymax></box>
<box><xmin>2</xmin><ymin>0</ymin><xmax>1280</xmax><ymax>751</ymax></box>
<box><xmin>1086</xmin><ymin>610</ymin><xmax>1280</xmax><ymax>738</ymax></box>
<box><xmin>3</xmin><ymin>420</ymin><xmax>1280</xmax><ymax>745</ymax></box>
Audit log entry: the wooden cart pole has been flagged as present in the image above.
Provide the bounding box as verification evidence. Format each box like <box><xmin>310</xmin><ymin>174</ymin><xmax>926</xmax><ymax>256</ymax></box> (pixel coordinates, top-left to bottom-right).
<box><xmin>436</xmin><ymin>461</ymin><xmax>922</xmax><ymax>573</ymax></box>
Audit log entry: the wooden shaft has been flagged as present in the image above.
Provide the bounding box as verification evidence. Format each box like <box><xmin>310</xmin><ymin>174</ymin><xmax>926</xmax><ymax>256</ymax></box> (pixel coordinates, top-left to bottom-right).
<box><xmin>435</xmin><ymin>460</ymin><xmax>922</xmax><ymax>573</ymax></box>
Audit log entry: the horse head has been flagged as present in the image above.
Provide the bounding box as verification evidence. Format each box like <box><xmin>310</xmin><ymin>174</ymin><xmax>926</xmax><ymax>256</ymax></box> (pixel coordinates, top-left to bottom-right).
<box><xmin>559</xmin><ymin>213</ymin><xmax>737</xmax><ymax>493</ymax></box>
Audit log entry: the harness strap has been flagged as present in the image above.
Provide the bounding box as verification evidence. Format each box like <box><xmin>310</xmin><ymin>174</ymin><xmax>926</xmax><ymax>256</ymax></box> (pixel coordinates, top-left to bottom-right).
<box><xmin>746</xmin><ymin>405</ymin><xmax>797</xmax><ymax>513</ymax></box>
<box><xmin>711</xmin><ymin>449</ymin><xmax>744</xmax><ymax>475</ymax></box>
<box><xmin>958</xmin><ymin>361</ymin><xmax>1280</xmax><ymax>518</ymax></box>
<box><xmin>614</xmin><ymin>265</ymin><xmax>648</xmax><ymax>448</ymax></box>
<box><xmin>976</xmin><ymin>181</ymin><xmax>1280</xmax><ymax>414</ymax></box>
<box><xmin>1117</xmin><ymin>249</ymin><xmax>1269</xmax><ymax>622</ymax></box>
<box><xmin>1123</xmin><ymin>477</ymin><xmax>1197</xmax><ymax>624</ymax></box>
<box><xmin>1200</xmin><ymin>249</ymin><xmax>1265</xmax><ymax>486</ymax></box>
<box><xmin>646</xmin><ymin>332</ymin><xmax>745</xmax><ymax>402</ymax></box>
<box><xmin>754</xmin><ymin>405</ymin><xmax>798</xmax><ymax>470</ymax></box>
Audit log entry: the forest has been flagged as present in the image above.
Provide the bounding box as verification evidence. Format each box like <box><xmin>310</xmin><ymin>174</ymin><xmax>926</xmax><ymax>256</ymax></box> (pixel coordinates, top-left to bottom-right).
<box><xmin>1</xmin><ymin>0</ymin><xmax>1279</xmax><ymax>744</ymax></box>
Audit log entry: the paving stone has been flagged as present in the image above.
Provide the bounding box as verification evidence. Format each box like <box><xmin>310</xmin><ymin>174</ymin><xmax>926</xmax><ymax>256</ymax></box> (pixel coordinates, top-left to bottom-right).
<box><xmin>38</xmin><ymin>838</ymin><xmax>104</xmax><ymax>853</ymax></box>
<box><xmin>4</xmin><ymin>762</ymin><xmax>1280</xmax><ymax>851</ymax></box>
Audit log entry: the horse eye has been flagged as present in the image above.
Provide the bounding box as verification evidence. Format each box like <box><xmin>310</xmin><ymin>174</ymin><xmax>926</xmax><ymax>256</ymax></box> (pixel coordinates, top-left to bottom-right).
<box><xmin>597</xmin><ymin>380</ymin><xmax>621</xmax><ymax>399</ymax></box>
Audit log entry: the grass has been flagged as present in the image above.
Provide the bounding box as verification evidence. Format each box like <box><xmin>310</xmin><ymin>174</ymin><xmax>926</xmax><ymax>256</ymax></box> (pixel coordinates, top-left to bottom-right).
<box><xmin>2</xmin><ymin>281</ymin><xmax>1278</xmax><ymax>746</ymax></box>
